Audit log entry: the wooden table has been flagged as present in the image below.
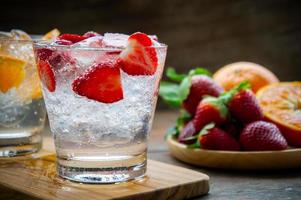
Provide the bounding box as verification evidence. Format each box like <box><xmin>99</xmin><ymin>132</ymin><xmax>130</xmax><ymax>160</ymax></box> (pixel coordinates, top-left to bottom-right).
<box><xmin>1</xmin><ymin>111</ymin><xmax>301</xmax><ymax>200</ymax></box>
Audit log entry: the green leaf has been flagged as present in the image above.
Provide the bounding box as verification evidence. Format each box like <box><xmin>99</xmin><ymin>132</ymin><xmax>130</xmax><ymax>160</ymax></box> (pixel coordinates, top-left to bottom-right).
<box><xmin>187</xmin><ymin>142</ymin><xmax>200</xmax><ymax>149</ymax></box>
<box><xmin>202</xmin><ymin>96</ymin><xmax>229</xmax><ymax>119</ymax></box>
<box><xmin>176</xmin><ymin>109</ymin><xmax>192</xmax><ymax>130</ymax></box>
<box><xmin>198</xmin><ymin>123</ymin><xmax>215</xmax><ymax>136</ymax></box>
<box><xmin>178</xmin><ymin>76</ymin><xmax>192</xmax><ymax>101</ymax></box>
<box><xmin>219</xmin><ymin>81</ymin><xmax>251</xmax><ymax>105</ymax></box>
<box><xmin>179</xmin><ymin>109</ymin><xmax>191</xmax><ymax>121</ymax></box>
<box><xmin>165</xmin><ymin>126</ymin><xmax>178</xmax><ymax>140</ymax></box>
<box><xmin>159</xmin><ymin>81</ymin><xmax>181</xmax><ymax>107</ymax></box>
<box><xmin>166</xmin><ymin>67</ymin><xmax>186</xmax><ymax>82</ymax></box>
<box><xmin>189</xmin><ymin>67</ymin><xmax>212</xmax><ymax>77</ymax></box>
<box><xmin>187</xmin><ymin>123</ymin><xmax>215</xmax><ymax>149</ymax></box>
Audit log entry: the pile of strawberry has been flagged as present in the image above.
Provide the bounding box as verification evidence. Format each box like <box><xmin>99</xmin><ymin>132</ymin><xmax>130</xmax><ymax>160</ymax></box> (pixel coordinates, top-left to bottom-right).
<box><xmin>160</xmin><ymin>68</ymin><xmax>289</xmax><ymax>151</ymax></box>
<box><xmin>35</xmin><ymin>32</ymin><xmax>159</xmax><ymax>103</ymax></box>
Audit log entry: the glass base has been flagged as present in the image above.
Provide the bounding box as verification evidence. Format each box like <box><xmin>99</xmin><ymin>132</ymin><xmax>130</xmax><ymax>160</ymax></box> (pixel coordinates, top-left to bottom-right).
<box><xmin>0</xmin><ymin>143</ymin><xmax>41</xmax><ymax>157</ymax></box>
<box><xmin>57</xmin><ymin>161</ymin><xmax>147</xmax><ymax>184</ymax></box>
<box><xmin>0</xmin><ymin>130</ymin><xmax>42</xmax><ymax>157</ymax></box>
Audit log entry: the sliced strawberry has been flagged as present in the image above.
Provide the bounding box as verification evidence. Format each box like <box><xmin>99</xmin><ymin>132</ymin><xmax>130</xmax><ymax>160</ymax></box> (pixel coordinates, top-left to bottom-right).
<box><xmin>72</xmin><ymin>63</ymin><xmax>123</xmax><ymax>103</ymax></box>
<box><xmin>35</xmin><ymin>48</ymin><xmax>53</xmax><ymax>61</ymax></box>
<box><xmin>58</xmin><ymin>33</ymin><xmax>87</xmax><ymax>44</ymax></box>
<box><xmin>117</xmin><ymin>32</ymin><xmax>158</xmax><ymax>75</ymax></box>
<box><xmin>54</xmin><ymin>39</ymin><xmax>73</xmax><ymax>45</ymax></box>
<box><xmin>83</xmin><ymin>31</ymin><xmax>100</xmax><ymax>38</ymax></box>
<box><xmin>37</xmin><ymin>60</ymin><xmax>56</xmax><ymax>92</ymax></box>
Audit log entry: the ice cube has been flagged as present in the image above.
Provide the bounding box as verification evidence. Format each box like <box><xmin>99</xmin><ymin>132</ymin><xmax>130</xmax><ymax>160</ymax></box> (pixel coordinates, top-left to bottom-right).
<box><xmin>103</xmin><ymin>33</ymin><xmax>129</xmax><ymax>48</ymax></box>
<box><xmin>149</xmin><ymin>35</ymin><xmax>158</xmax><ymax>41</ymax></box>
<box><xmin>10</xmin><ymin>29</ymin><xmax>31</xmax><ymax>40</ymax></box>
<box><xmin>0</xmin><ymin>31</ymin><xmax>12</xmax><ymax>39</ymax></box>
<box><xmin>72</xmin><ymin>36</ymin><xmax>103</xmax><ymax>48</ymax></box>
<box><xmin>0</xmin><ymin>89</ymin><xmax>30</xmax><ymax>127</ymax></box>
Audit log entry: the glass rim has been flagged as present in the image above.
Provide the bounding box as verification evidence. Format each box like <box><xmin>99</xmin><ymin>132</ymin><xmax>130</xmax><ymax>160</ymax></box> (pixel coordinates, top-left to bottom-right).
<box><xmin>32</xmin><ymin>40</ymin><xmax>168</xmax><ymax>51</ymax></box>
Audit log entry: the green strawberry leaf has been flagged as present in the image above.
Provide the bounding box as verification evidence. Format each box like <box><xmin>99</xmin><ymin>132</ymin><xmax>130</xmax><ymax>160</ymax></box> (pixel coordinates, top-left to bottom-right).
<box><xmin>166</xmin><ymin>67</ymin><xmax>186</xmax><ymax>82</ymax></box>
<box><xmin>159</xmin><ymin>81</ymin><xmax>181</xmax><ymax>107</ymax></box>
<box><xmin>165</xmin><ymin>126</ymin><xmax>178</xmax><ymax>140</ymax></box>
<box><xmin>178</xmin><ymin>76</ymin><xmax>192</xmax><ymax>102</ymax></box>
<box><xmin>189</xmin><ymin>67</ymin><xmax>212</xmax><ymax>77</ymax></box>
<box><xmin>187</xmin><ymin>123</ymin><xmax>215</xmax><ymax>149</ymax></box>
<box><xmin>165</xmin><ymin>109</ymin><xmax>192</xmax><ymax>140</ymax></box>
<box><xmin>176</xmin><ymin>109</ymin><xmax>192</xmax><ymax>129</ymax></box>
<box><xmin>198</xmin><ymin>123</ymin><xmax>215</xmax><ymax>136</ymax></box>
<box><xmin>187</xmin><ymin>140</ymin><xmax>200</xmax><ymax>149</ymax></box>
<box><xmin>159</xmin><ymin>67</ymin><xmax>213</xmax><ymax>107</ymax></box>
<box><xmin>219</xmin><ymin>81</ymin><xmax>251</xmax><ymax>105</ymax></box>
<box><xmin>202</xmin><ymin>96</ymin><xmax>229</xmax><ymax>119</ymax></box>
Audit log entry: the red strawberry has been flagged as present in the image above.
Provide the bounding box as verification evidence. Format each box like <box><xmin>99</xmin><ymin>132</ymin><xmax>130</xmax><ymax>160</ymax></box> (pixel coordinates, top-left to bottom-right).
<box><xmin>178</xmin><ymin>121</ymin><xmax>197</xmax><ymax>144</ymax></box>
<box><xmin>240</xmin><ymin>121</ymin><xmax>288</xmax><ymax>151</ymax></box>
<box><xmin>37</xmin><ymin>60</ymin><xmax>56</xmax><ymax>92</ymax></box>
<box><xmin>197</xmin><ymin>124</ymin><xmax>240</xmax><ymax>151</ymax></box>
<box><xmin>228</xmin><ymin>89</ymin><xmax>263</xmax><ymax>123</ymax></box>
<box><xmin>83</xmin><ymin>31</ymin><xmax>100</xmax><ymax>38</ymax></box>
<box><xmin>54</xmin><ymin>39</ymin><xmax>73</xmax><ymax>45</ymax></box>
<box><xmin>183</xmin><ymin>75</ymin><xmax>224</xmax><ymax>115</ymax></box>
<box><xmin>193</xmin><ymin>97</ymin><xmax>228</xmax><ymax>132</ymax></box>
<box><xmin>35</xmin><ymin>48</ymin><xmax>73</xmax><ymax>69</ymax></box>
<box><xmin>72</xmin><ymin>62</ymin><xmax>123</xmax><ymax>103</ymax></box>
<box><xmin>117</xmin><ymin>32</ymin><xmax>158</xmax><ymax>75</ymax></box>
<box><xmin>220</xmin><ymin>122</ymin><xmax>240</xmax><ymax>138</ymax></box>
<box><xmin>58</xmin><ymin>33</ymin><xmax>87</xmax><ymax>44</ymax></box>
<box><xmin>35</xmin><ymin>48</ymin><xmax>53</xmax><ymax>61</ymax></box>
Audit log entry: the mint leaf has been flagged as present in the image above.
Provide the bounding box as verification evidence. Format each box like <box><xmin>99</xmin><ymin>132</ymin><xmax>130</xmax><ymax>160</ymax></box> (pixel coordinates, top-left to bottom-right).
<box><xmin>189</xmin><ymin>67</ymin><xmax>212</xmax><ymax>77</ymax></box>
<box><xmin>159</xmin><ymin>81</ymin><xmax>181</xmax><ymax>107</ymax></box>
<box><xmin>166</xmin><ymin>67</ymin><xmax>186</xmax><ymax>82</ymax></box>
<box><xmin>178</xmin><ymin>76</ymin><xmax>192</xmax><ymax>101</ymax></box>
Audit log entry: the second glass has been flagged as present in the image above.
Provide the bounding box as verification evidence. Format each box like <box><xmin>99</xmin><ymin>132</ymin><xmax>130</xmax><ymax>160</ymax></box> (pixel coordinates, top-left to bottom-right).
<box><xmin>33</xmin><ymin>39</ymin><xmax>167</xmax><ymax>183</ymax></box>
<box><xmin>0</xmin><ymin>39</ymin><xmax>46</xmax><ymax>157</ymax></box>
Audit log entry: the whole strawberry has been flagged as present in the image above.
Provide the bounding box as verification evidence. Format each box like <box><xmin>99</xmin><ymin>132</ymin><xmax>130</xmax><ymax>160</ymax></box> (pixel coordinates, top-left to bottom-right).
<box><xmin>222</xmin><ymin>81</ymin><xmax>263</xmax><ymax>123</ymax></box>
<box><xmin>189</xmin><ymin>124</ymin><xmax>240</xmax><ymax>151</ymax></box>
<box><xmin>220</xmin><ymin>121</ymin><xmax>242</xmax><ymax>138</ymax></box>
<box><xmin>229</xmin><ymin>90</ymin><xmax>263</xmax><ymax>123</ymax></box>
<box><xmin>178</xmin><ymin>121</ymin><xmax>197</xmax><ymax>144</ymax></box>
<box><xmin>193</xmin><ymin>96</ymin><xmax>228</xmax><ymax>132</ymax></box>
<box><xmin>240</xmin><ymin>121</ymin><xmax>288</xmax><ymax>151</ymax></box>
<box><xmin>183</xmin><ymin>75</ymin><xmax>224</xmax><ymax>115</ymax></box>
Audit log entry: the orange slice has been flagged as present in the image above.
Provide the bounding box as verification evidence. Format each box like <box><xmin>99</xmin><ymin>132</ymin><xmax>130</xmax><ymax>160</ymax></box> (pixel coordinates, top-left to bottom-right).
<box><xmin>42</xmin><ymin>28</ymin><xmax>60</xmax><ymax>40</ymax></box>
<box><xmin>213</xmin><ymin>62</ymin><xmax>279</xmax><ymax>93</ymax></box>
<box><xmin>256</xmin><ymin>82</ymin><xmax>301</xmax><ymax>147</ymax></box>
<box><xmin>0</xmin><ymin>54</ymin><xmax>26</xmax><ymax>93</ymax></box>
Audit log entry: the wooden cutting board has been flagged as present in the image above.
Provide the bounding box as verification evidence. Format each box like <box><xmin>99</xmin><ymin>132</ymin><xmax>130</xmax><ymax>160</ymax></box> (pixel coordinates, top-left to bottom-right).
<box><xmin>0</xmin><ymin>149</ymin><xmax>209</xmax><ymax>200</ymax></box>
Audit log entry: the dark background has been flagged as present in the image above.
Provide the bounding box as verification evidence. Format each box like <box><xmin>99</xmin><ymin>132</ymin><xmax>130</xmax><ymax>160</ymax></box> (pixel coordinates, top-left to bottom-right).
<box><xmin>1</xmin><ymin>0</ymin><xmax>301</xmax><ymax>88</ymax></box>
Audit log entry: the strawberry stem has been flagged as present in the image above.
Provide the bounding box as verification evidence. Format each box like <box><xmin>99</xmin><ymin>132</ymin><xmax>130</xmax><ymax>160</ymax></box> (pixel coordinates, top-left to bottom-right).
<box><xmin>219</xmin><ymin>81</ymin><xmax>251</xmax><ymax>105</ymax></box>
<box><xmin>187</xmin><ymin>123</ymin><xmax>215</xmax><ymax>149</ymax></box>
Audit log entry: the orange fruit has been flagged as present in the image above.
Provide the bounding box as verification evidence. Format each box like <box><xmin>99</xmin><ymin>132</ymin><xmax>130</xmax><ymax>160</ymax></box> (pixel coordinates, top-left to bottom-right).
<box><xmin>0</xmin><ymin>54</ymin><xmax>26</xmax><ymax>93</ymax></box>
<box><xmin>213</xmin><ymin>62</ymin><xmax>279</xmax><ymax>93</ymax></box>
<box><xmin>256</xmin><ymin>82</ymin><xmax>301</xmax><ymax>147</ymax></box>
<box><xmin>17</xmin><ymin>69</ymin><xmax>42</xmax><ymax>101</ymax></box>
<box><xmin>42</xmin><ymin>28</ymin><xmax>60</xmax><ymax>40</ymax></box>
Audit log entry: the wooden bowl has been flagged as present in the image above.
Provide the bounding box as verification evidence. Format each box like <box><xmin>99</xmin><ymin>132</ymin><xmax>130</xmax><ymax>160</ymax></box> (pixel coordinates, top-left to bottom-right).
<box><xmin>167</xmin><ymin>136</ymin><xmax>301</xmax><ymax>170</ymax></box>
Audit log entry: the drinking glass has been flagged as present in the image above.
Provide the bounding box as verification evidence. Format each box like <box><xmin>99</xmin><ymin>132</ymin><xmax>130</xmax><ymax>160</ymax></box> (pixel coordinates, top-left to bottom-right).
<box><xmin>0</xmin><ymin>39</ymin><xmax>46</xmax><ymax>156</ymax></box>
<box><xmin>33</xmin><ymin>41</ymin><xmax>167</xmax><ymax>183</ymax></box>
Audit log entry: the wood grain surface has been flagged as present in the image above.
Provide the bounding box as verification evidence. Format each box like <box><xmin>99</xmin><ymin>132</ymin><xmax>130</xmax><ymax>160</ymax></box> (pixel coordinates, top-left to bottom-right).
<box><xmin>0</xmin><ymin>141</ymin><xmax>209</xmax><ymax>200</ymax></box>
